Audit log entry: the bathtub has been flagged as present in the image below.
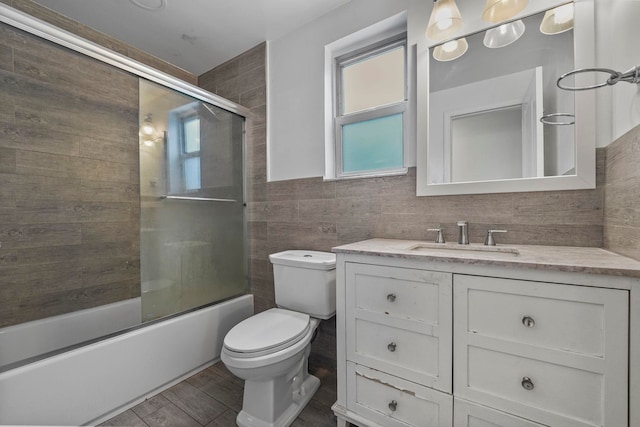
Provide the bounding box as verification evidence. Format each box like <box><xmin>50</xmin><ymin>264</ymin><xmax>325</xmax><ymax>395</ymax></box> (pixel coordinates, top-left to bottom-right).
<box><xmin>0</xmin><ymin>298</ymin><xmax>143</xmax><ymax>368</ymax></box>
<box><xmin>0</xmin><ymin>294</ymin><xmax>253</xmax><ymax>426</ymax></box>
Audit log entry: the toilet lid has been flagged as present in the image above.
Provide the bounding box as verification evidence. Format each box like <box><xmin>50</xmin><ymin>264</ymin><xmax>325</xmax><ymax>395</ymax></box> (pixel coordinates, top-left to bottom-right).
<box><xmin>224</xmin><ymin>308</ymin><xmax>310</xmax><ymax>356</ymax></box>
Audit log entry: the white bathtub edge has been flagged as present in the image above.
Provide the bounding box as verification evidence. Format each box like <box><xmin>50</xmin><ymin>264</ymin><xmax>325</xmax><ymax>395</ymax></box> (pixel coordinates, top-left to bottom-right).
<box><xmin>0</xmin><ymin>294</ymin><xmax>253</xmax><ymax>426</ymax></box>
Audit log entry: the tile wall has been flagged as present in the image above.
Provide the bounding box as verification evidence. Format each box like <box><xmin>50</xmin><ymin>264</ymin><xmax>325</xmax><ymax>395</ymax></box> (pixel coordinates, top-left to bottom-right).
<box><xmin>0</xmin><ymin>21</ymin><xmax>140</xmax><ymax>327</ymax></box>
<box><xmin>604</xmin><ymin>125</ymin><xmax>640</xmax><ymax>261</ymax></box>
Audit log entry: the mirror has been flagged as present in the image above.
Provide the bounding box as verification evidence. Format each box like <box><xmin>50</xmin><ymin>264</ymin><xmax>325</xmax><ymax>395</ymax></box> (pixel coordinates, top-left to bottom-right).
<box><xmin>417</xmin><ymin>1</ymin><xmax>596</xmax><ymax>196</ymax></box>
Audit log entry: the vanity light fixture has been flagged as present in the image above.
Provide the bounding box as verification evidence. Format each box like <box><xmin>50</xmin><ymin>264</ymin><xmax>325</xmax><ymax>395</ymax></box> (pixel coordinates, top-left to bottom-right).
<box><xmin>540</xmin><ymin>3</ymin><xmax>574</xmax><ymax>35</ymax></box>
<box><xmin>481</xmin><ymin>0</ymin><xmax>528</xmax><ymax>23</ymax></box>
<box><xmin>426</xmin><ymin>0</ymin><xmax>464</xmax><ymax>42</ymax></box>
<box><xmin>433</xmin><ymin>37</ymin><xmax>468</xmax><ymax>62</ymax></box>
<box><xmin>483</xmin><ymin>19</ymin><xmax>525</xmax><ymax>48</ymax></box>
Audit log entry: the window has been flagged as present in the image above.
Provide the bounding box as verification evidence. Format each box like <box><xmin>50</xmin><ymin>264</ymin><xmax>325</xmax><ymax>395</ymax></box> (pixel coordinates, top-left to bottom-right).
<box><xmin>166</xmin><ymin>102</ymin><xmax>202</xmax><ymax>194</ymax></box>
<box><xmin>334</xmin><ymin>33</ymin><xmax>407</xmax><ymax>179</ymax></box>
<box><xmin>180</xmin><ymin>115</ymin><xmax>201</xmax><ymax>191</ymax></box>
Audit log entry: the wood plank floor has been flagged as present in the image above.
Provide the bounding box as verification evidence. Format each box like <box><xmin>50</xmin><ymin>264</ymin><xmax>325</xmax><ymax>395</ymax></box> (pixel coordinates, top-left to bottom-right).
<box><xmin>100</xmin><ymin>356</ymin><xmax>337</xmax><ymax>427</ymax></box>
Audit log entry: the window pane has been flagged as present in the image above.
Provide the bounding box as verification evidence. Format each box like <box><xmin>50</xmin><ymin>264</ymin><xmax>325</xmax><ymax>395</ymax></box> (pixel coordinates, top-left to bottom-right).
<box><xmin>183</xmin><ymin>117</ymin><xmax>200</xmax><ymax>153</ymax></box>
<box><xmin>184</xmin><ymin>157</ymin><xmax>201</xmax><ymax>190</ymax></box>
<box><xmin>342</xmin><ymin>113</ymin><xmax>403</xmax><ymax>173</ymax></box>
<box><xmin>342</xmin><ymin>46</ymin><xmax>405</xmax><ymax>115</ymax></box>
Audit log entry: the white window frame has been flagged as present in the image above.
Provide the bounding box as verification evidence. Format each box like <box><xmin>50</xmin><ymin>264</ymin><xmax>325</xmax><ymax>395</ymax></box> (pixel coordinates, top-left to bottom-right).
<box><xmin>167</xmin><ymin>102</ymin><xmax>202</xmax><ymax>194</ymax></box>
<box><xmin>179</xmin><ymin>113</ymin><xmax>201</xmax><ymax>191</ymax></box>
<box><xmin>333</xmin><ymin>32</ymin><xmax>408</xmax><ymax>180</ymax></box>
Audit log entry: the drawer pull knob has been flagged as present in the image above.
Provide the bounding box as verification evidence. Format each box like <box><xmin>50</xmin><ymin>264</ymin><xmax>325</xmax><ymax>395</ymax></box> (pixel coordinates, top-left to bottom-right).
<box><xmin>387</xmin><ymin>342</ymin><xmax>397</xmax><ymax>352</ymax></box>
<box><xmin>522</xmin><ymin>316</ymin><xmax>535</xmax><ymax>328</ymax></box>
<box><xmin>387</xmin><ymin>293</ymin><xmax>396</xmax><ymax>302</ymax></box>
<box><xmin>521</xmin><ymin>377</ymin><xmax>535</xmax><ymax>391</ymax></box>
<box><xmin>388</xmin><ymin>400</ymin><xmax>398</xmax><ymax>411</ymax></box>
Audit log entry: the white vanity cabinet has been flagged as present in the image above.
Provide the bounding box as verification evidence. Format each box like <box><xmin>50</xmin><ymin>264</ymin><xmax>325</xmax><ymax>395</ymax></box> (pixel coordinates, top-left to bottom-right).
<box><xmin>454</xmin><ymin>275</ymin><xmax>628</xmax><ymax>427</ymax></box>
<box><xmin>332</xmin><ymin>240</ymin><xmax>640</xmax><ymax>427</ymax></box>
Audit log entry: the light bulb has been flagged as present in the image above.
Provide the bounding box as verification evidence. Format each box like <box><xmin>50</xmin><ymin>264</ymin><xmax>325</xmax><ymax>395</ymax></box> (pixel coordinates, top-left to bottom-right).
<box><xmin>442</xmin><ymin>40</ymin><xmax>458</xmax><ymax>53</ymax></box>
<box><xmin>432</xmin><ymin>37</ymin><xmax>468</xmax><ymax>61</ymax></box>
<box><xmin>141</xmin><ymin>123</ymin><xmax>154</xmax><ymax>136</ymax></box>
<box><xmin>436</xmin><ymin>18</ymin><xmax>453</xmax><ymax>30</ymax></box>
<box><xmin>426</xmin><ymin>0</ymin><xmax>464</xmax><ymax>42</ymax></box>
<box><xmin>141</xmin><ymin>113</ymin><xmax>155</xmax><ymax>137</ymax></box>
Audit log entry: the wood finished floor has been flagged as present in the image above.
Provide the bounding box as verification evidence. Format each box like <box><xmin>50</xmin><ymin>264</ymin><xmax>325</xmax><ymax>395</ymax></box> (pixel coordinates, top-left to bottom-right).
<box><xmin>100</xmin><ymin>357</ymin><xmax>337</xmax><ymax>427</ymax></box>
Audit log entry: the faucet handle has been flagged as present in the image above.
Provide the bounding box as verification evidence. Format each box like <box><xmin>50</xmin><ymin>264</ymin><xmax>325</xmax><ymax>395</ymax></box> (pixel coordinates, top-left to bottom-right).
<box><xmin>427</xmin><ymin>228</ymin><xmax>446</xmax><ymax>243</ymax></box>
<box><xmin>484</xmin><ymin>229</ymin><xmax>507</xmax><ymax>246</ymax></box>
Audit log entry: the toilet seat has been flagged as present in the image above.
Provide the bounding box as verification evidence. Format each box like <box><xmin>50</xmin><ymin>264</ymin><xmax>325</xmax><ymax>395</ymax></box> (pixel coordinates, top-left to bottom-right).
<box><xmin>223</xmin><ymin>308</ymin><xmax>310</xmax><ymax>358</ymax></box>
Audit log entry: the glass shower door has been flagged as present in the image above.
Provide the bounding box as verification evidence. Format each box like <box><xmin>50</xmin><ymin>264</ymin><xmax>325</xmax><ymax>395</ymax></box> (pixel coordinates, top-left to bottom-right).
<box><xmin>139</xmin><ymin>79</ymin><xmax>246</xmax><ymax>322</ymax></box>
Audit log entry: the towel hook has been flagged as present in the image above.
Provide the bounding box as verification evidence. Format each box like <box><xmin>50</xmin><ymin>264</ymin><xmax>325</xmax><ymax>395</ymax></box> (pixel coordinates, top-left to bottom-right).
<box><xmin>557</xmin><ymin>65</ymin><xmax>640</xmax><ymax>91</ymax></box>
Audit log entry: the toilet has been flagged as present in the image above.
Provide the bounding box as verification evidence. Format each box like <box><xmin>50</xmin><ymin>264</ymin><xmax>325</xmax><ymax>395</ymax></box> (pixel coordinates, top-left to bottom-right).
<box><xmin>221</xmin><ymin>250</ymin><xmax>336</xmax><ymax>427</ymax></box>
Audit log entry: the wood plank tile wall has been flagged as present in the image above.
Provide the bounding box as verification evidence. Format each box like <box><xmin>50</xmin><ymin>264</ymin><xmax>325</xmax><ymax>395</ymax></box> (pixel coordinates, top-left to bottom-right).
<box><xmin>604</xmin><ymin>125</ymin><xmax>640</xmax><ymax>261</ymax></box>
<box><xmin>0</xmin><ymin>22</ymin><xmax>140</xmax><ymax>327</ymax></box>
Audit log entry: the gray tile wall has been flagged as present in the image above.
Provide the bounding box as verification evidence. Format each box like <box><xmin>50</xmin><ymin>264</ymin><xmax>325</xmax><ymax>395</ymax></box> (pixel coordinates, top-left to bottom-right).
<box><xmin>0</xmin><ymin>22</ymin><xmax>140</xmax><ymax>327</ymax></box>
<box><xmin>604</xmin><ymin>125</ymin><xmax>640</xmax><ymax>261</ymax></box>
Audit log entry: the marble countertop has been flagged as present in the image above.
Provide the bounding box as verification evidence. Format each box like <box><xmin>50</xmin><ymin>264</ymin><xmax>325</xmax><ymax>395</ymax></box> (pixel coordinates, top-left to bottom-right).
<box><xmin>333</xmin><ymin>239</ymin><xmax>640</xmax><ymax>278</ymax></box>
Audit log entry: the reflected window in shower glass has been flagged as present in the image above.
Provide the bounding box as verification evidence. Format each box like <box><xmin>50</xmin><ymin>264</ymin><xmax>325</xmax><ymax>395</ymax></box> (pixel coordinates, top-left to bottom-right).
<box><xmin>183</xmin><ymin>116</ymin><xmax>200</xmax><ymax>153</ymax></box>
<box><xmin>184</xmin><ymin>157</ymin><xmax>201</xmax><ymax>190</ymax></box>
<box><xmin>181</xmin><ymin>115</ymin><xmax>201</xmax><ymax>190</ymax></box>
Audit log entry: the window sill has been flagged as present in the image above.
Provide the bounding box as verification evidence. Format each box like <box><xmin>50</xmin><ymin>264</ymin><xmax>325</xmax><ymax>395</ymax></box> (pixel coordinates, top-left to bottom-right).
<box><xmin>324</xmin><ymin>167</ymin><xmax>408</xmax><ymax>182</ymax></box>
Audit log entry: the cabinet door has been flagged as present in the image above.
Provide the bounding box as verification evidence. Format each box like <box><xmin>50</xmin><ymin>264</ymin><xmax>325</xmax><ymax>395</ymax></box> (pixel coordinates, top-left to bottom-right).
<box><xmin>454</xmin><ymin>398</ymin><xmax>547</xmax><ymax>427</ymax></box>
<box><xmin>347</xmin><ymin>362</ymin><xmax>453</xmax><ymax>427</ymax></box>
<box><xmin>454</xmin><ymin>275</ymin><xmax>629</xmax><ymax>427</ymax></box>
<box><xmin>346</xmin><ymin>263</ymin><xmax>452</xmax><ymax>392</ymax></box>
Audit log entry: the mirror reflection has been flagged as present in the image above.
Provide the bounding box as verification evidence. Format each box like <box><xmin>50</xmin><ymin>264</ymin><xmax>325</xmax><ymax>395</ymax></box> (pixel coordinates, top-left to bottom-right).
<box><xmin>428</xmin><ymin>8</ymin><xmax>575</xmax><ymax>185</ymax></box>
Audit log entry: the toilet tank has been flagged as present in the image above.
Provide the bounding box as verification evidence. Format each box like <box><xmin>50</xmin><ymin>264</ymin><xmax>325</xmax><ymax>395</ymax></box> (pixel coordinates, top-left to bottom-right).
<box><xmin>269</xmin><ymin>250</ymin><xmax>336</xmax><ymax>319</ymax></box>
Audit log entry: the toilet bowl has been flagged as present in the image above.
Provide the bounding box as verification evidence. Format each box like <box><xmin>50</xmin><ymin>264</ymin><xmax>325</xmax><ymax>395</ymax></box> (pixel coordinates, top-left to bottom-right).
<box><xmin>221</xmin><ymin>309</ymin><xmax>320</xmax><ymax>427</ymax></box>
<box><xmin>221</xmin><ymin>250</ymin><xmax>336</xmax><ymax>427</ymax></box>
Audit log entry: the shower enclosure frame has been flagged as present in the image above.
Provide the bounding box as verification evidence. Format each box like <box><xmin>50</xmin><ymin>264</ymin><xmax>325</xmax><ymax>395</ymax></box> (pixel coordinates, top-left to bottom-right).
<box><xmin>0</xmin><ymin>1</ymin><xmax>251</xmax><ymax>327</ymax></box>
<box><xmin>0</xmin><ymin>5</ymin><xmax>253</xmax><ymax>424</ymax></box>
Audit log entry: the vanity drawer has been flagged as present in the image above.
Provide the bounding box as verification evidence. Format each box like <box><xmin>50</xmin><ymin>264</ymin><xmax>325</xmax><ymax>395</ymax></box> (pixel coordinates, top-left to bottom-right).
<box><xmin>350</xmin><ymin>318</ymin><xmax>439</xmax><ymax>386</ymax></box>
<box><xmin>346</xmin><ymin>262</ymin><xmax>452</xmax><ymax>391</ymax></box>
<box><xmin>454</xmin><ymin>398</ymin><xmax>547</xmax><ymax>427</ymax></box>
<box><xmin>349</xmin><ymin>263</ymin><xmax>451</xmax><ymax>323</ymax></box>
<box><xmin>455</xmin><ymin>275</ymin><xmax>627</xmax><ymax>357</ymax></box>
<box><xmin>347</xmin><ymin>362</ymin><xmax>453</xmax><ymax>427</ymax></box>
<box><xmin>460</xmin><ymin>346</ymin><xmax>610</xmax><ymax>426</ymax></box>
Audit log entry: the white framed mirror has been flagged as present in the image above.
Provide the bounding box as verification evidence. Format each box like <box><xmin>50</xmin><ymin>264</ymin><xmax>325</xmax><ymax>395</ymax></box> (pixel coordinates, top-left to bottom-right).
<box><xmin>417</xmin><ymin>0</ymin><xmax>596</xmax><ymax>196</ymax></box>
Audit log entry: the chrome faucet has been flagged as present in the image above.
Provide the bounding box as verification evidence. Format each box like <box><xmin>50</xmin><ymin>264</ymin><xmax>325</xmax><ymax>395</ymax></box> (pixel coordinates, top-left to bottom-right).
<box><xmin>427</xmin><ymin>227</ymin><xmax>446</xmax><ymax>243</ymax></box>
<box><xmin>484</xmin><ymin>229</ymin><xmax>507</xmax><ymax>246</ymax></box>
<box><xmin>457</xmin><ymin>221</ymin><xmax>469</xmax><ymax>245</ymax></box>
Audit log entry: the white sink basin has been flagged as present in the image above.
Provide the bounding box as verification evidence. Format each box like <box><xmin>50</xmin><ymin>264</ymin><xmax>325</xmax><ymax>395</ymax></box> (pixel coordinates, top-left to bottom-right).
<box><xmin>407</xmin><ymin>242</ymin><xmax>520</xmax><ymax>256</ymax></box>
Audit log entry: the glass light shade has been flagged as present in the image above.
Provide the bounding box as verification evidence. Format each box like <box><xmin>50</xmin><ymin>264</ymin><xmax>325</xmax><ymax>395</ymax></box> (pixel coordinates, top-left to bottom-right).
<box><xmin>426</xmin><ymin>0</ymin><xmax>464</xmax><ymax>42</ymax></box>
<box><xmin>432</xmin><ymin>37</ymin><xmax>468</xmax><ymax>62</ymax></box>
<box><xmin>483</xmin><ymin>20</ymin><xmax>526</xmax><ymax>48</ymax></box>
<box><xmin>540</xmin><ymin>3</ymin><xmax>574</xmax><ymax>35</ymax></box>
<box><xmin>482</xmin><ymin>0</ymin><xmax>528</xmax><ymax>23</ymax></box>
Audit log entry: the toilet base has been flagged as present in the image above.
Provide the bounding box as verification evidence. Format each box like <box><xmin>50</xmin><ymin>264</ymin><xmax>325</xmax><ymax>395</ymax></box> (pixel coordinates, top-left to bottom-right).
<box><xmin>236</xmin><ymin>374</ymin><xmax>320</xmax><ymax>427</ymax></box>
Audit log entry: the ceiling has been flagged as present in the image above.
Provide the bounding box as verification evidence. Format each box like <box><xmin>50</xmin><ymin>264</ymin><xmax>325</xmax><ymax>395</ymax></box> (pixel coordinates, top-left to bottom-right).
<box><xmin>31</xmin><ymin>0</ymin><xmax>352</xmax><ymax>76</ymax></box>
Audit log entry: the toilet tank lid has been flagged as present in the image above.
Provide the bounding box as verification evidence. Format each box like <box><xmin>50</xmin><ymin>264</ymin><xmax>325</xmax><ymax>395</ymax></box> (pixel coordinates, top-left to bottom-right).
<box><xmin>269</xmin><ymin>250</ymin><xmax>336</xmax><ymax>270</ymax></box>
